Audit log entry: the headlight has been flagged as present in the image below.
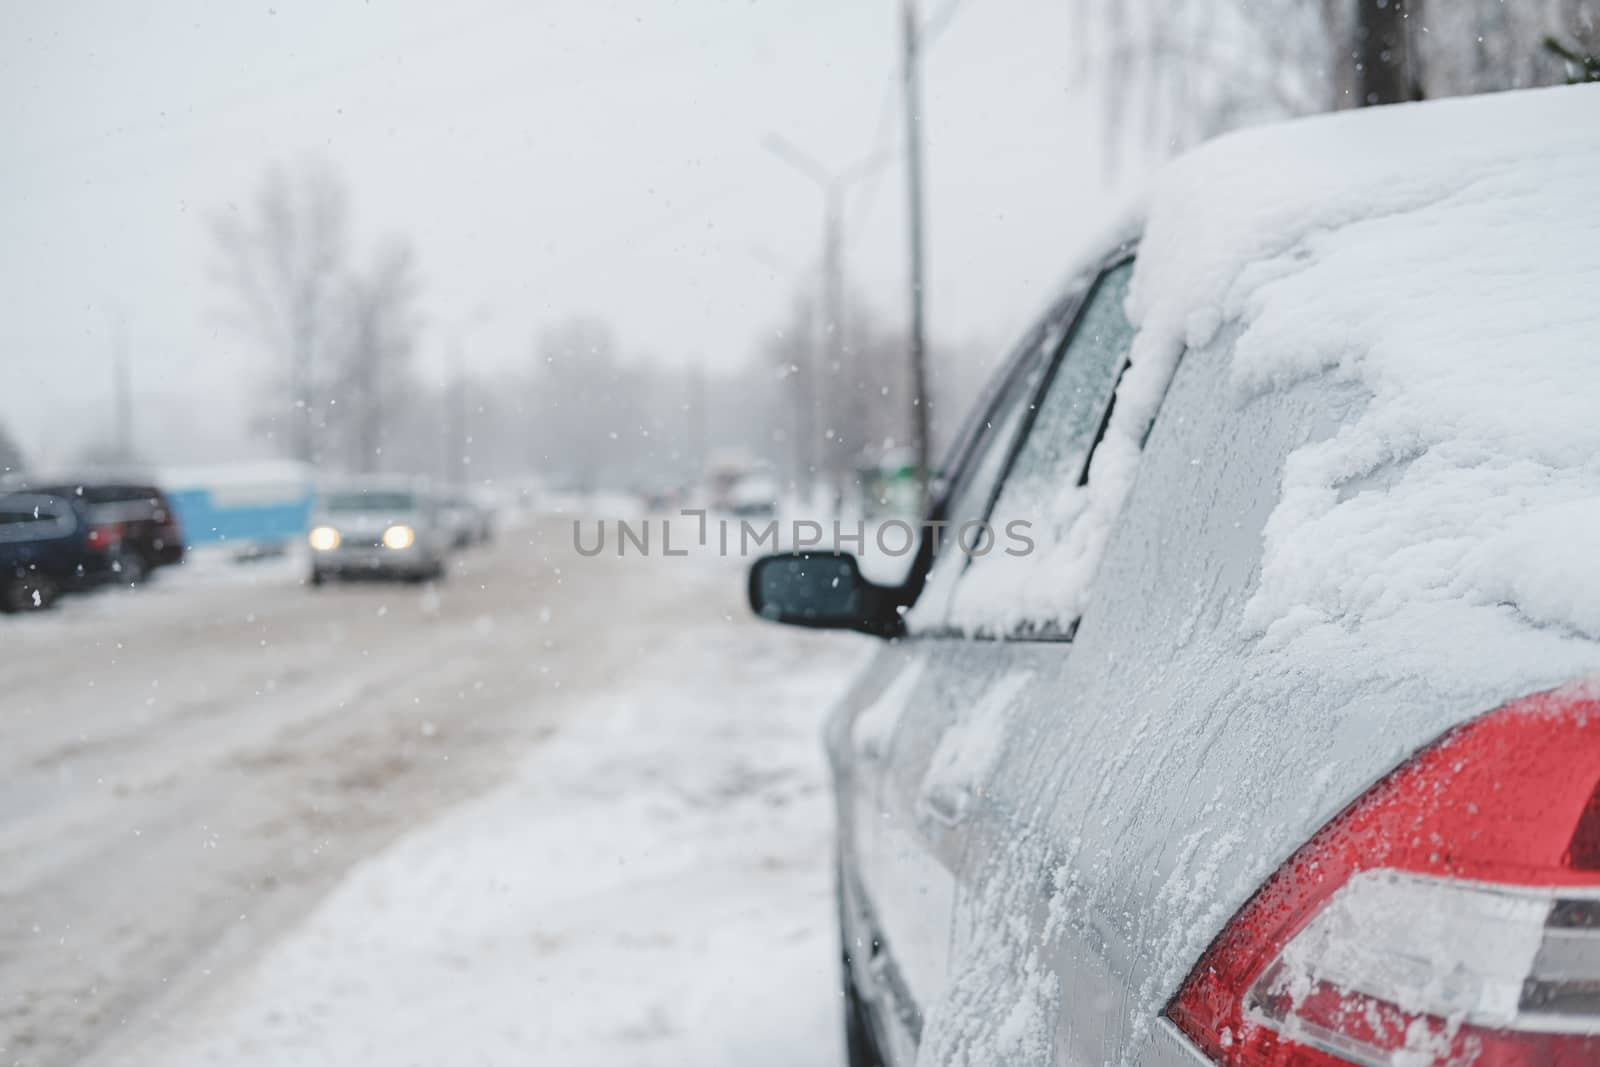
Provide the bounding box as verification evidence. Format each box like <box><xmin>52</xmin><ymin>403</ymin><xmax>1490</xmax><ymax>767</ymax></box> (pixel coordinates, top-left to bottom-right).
<box><xmin>308</xmin><ymin>525</ymin><xmax>341</xmax><ymax>551</ymax></box>
<box><xmin>382</xmin><ymin>524</ymin><xmax>416</xmax><ymax>550</ymax></box>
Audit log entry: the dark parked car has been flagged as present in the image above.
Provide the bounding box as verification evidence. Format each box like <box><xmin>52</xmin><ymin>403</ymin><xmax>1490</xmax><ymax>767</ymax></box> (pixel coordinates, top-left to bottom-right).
<box><xmin>27</xmin><ymin>482</ymin><xmax>184</xmax><ymax>583</ymax></box>
<box><xmin>749</xmin><ymin>86</ymin><xmax>1600</xmax><ymax>1067</ymax></box>
<box><xmin>0</xmin><ymin>492</ymin><xmax>122</xmax><ymax>612</ymax></box>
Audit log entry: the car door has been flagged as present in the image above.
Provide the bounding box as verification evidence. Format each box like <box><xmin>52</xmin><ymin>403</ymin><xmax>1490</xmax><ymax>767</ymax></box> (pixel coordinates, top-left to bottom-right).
<box><xmin>834</xmin><ymin>289</ymin><xmax>1072</xmax><ymax>1063</ymax></box>
<box><xmin>837</xmin><ymin>253</ymin><xmax>1138</xmax><ymax>1065</ymax></box>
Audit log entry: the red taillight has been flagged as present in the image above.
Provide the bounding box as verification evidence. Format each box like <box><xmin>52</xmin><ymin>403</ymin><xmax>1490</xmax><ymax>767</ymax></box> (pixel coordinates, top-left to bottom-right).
<box><xmin>86</xmin><ymin>523</ymin><xmax>123</xmax><ymax>552</ymax></box>
<box><xmin>1169</xmin><ymin>684</ymin><xmax>1600</xmax><ymax>1067</ymax></box>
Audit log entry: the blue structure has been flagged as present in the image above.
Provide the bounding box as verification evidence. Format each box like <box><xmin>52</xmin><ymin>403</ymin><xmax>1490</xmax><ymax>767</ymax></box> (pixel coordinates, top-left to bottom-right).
<box><xmin>161</xmin><ymin>462</ymin><xmax>315</xmax><ymax>549</ymax></box>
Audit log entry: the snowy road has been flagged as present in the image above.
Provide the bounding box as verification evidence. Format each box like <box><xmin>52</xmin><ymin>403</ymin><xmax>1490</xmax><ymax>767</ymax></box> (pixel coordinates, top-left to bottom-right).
<box><xmin>0</xmin><ymin>516</ymin><xmax>865</xmax><ymax>1066</ymax></box>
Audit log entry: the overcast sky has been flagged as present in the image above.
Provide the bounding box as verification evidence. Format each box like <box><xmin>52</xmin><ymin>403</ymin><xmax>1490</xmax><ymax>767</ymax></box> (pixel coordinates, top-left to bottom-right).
<box><xmin>2</xmin><ymin>0</ymin><xmax>1126</xmax><ymax>468</ymax></box>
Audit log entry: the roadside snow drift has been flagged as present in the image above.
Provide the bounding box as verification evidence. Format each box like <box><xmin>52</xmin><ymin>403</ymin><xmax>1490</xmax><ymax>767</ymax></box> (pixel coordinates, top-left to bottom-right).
<box><xmin>106</xmin><ymin>559</ymin><xmax>865</xmax><ymax>1067</ymax></box>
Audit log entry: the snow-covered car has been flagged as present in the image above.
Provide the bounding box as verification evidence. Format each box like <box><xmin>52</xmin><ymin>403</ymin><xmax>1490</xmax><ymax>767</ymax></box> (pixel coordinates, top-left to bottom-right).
<box><xmin>308</xmin><ymin>480</ymin><xmax>449</xmax><ymax>584</ymax></box>
<box><xmin>750</xmin><ymin>84</ymin><xmax>1600</xmax><ymax>1067</ymax></box>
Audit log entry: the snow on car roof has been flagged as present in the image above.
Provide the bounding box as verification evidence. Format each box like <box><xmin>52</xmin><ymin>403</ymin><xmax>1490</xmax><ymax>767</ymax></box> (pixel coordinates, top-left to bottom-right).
<box><xmin>967</xmin><ymin>85</ymin><xmax>1600</xmax><ymax>670</ymax></box>
<box><xmin>1146</xmin><ymin>84</ymin><xmax>1600</xmax><ymax>650</ymax></box>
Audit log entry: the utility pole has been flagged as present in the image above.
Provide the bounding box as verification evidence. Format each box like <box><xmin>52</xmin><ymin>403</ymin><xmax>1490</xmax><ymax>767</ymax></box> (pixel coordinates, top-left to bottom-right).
<box><xmin>762</xmin><ymin>135</ymin><xmax>894</xmax><ymax>508</ymax></box>
<box><xmin>901</xmin><ymin>0</ymin><xmax>932</xmax><ymax>513</ymax></box>
<box><xmin>686</xmin><ymin>357</ymin><xmax>707</xmax><ymax>484</ymax></box>
<box><xmin>822</xmin><ymin>186</ymin><xmax>845</xmax><ymax>506</ymax></box>
<box><xmin>111</xmin><ymin>310</ymin><xmax>133</xmax><ymax>462</ymax></box>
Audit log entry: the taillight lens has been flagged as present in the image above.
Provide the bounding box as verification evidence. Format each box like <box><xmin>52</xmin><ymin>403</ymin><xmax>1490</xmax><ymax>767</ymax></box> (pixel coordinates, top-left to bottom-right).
<box><xmin>86</xmin><ymin>523</ymin><xmax>124</xmax><ymax>551</ymax></box>
<box><xmin>1169</xmin><ymin>684</ymin><xmax>1600</xmax><ymax>1067</ymax></box>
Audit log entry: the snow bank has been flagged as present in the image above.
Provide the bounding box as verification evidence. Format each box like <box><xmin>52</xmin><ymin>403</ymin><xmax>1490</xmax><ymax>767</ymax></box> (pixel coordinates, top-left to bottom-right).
<box><xmin>959</xmin><ymin>84</ymin><xmax>1600</xmax><ymax>649</ymax></box>
<box><xmin>120</xmin><ymin>565</ymin><xmax>867</xmax><ymax>1067</ymax></box>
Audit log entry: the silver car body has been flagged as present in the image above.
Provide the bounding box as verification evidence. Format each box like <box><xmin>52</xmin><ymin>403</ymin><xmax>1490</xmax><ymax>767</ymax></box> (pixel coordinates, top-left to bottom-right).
<box><xmin>309</xmin><ymin>480</ymin><xmax>449</xmax><ymax>581</ymax></box>
<box><xmin>827</xmin><ymin>86</ymin><xmax>1600</xmax><ymax>1066</ymax></box>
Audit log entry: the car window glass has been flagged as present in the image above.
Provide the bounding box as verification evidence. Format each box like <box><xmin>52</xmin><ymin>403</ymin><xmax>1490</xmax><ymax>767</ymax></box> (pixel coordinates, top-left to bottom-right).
<box><xmin>946</xmin><ymin>259</ymin><xmax>1136</xmax><ymax>638</ymax></box>
<box><xmin>996</xmin><ymin>261</ymin><xmax>1132</xmax><ymax>508</ymax></box>
<box><xmin>902</xmin><ymin>348</ymin><xmax>1051</xmax><ymax>634</ymax></box>
<box><xmin>0</xmin><ymin>497</ymin><xmax>72</xmax><ymax>542</ymax></box>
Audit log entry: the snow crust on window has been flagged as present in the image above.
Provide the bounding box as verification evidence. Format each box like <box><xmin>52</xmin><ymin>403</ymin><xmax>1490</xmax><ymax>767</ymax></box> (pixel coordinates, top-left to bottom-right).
<box><xmin>949</xmin><ymin>263</ymin><xmax>1135</xmax><ymax>635</ymax></box>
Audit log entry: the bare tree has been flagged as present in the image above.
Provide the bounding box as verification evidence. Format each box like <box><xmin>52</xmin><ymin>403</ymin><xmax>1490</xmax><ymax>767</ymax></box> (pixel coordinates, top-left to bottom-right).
<box><xmin>526</xmin><ymin>316</ymin><xmax>630</xmax><ymax>491</ymax></box>
<box><xmin>0</xmin><ymin>421</ymin><xmax>25</xmax><ymax>476</ymax></box>
<box><xmin>1418</xmin><ymin>0</ymin><xmax>1600</xmax><ymax>94</ymax></box>
<box><xmin>1073</xmin><ymin>0</ymin><xmax>1331</xmax><ymax>161</ymax></box>
<box><xmin>211</xmin><ymin>160</ymin><xmax>349</xmax><ymax>464</ymax></box>
<box><xmin>1073</xmin><ymin>0</ymin><xmax>1600</xmax><ymax>160</ymax></box>
<box><xmin>332</xmin><ymin>238</ymin><xmax>421</xmax><ymax>473</ymax></box>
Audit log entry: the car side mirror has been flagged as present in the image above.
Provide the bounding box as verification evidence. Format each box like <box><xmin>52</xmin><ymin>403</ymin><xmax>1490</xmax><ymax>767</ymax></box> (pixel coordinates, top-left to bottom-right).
<box><xmin>747</xmin><ymin>552</ymin><xmax>899</xmax><ymax>637</ymax></box>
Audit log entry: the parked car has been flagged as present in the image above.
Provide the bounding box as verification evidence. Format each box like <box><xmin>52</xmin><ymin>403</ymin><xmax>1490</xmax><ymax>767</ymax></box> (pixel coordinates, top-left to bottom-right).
<box><xmin>27</xmin><ymin>481</ymin><xmax>185</xmax><ymax>583</ymax></box>
<box><xmin>0</xmin><ymin>491</ymin><xmax>122</xmax><ymax>611</ymax></box>
<box><xmin>307</xmin><ymin>481</ymin><xmax>449</xmax><ymax>584</ymax></box>
<box><xmin>750</xmin><ymin>86</ymin><xmax>1600</xmax><ymax>1067</ymax></box>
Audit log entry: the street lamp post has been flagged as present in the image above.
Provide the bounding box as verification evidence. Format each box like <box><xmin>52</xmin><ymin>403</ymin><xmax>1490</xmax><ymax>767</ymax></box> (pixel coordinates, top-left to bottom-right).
<box><xmin>762</xmin><ymin>135</ymin><xmax>893</xmax><ymax>507</ymax></box>
<box><xmin>901</xmin><ymin>0</ymin><xmax>932</xmax><ymax>514</ymax></box>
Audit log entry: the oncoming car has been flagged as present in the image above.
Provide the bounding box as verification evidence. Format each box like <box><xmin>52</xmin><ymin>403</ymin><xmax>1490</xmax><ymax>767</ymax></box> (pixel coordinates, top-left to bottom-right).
<box><xmin>307</xmin><ymin>481</ymin><xmax>449</xmax><ymax>585</ymax></box>
<box><xmin>750</xmin><ymin>86</ymin><xmax>1600</xmax><ymax>1066</ymax></box>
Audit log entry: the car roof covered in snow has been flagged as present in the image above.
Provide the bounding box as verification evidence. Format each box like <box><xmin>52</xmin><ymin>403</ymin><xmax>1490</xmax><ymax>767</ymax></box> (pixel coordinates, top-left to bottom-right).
<box><xmin>1136</xmin><ymin>82</ymin><xmax>1600</xmax><ymax>648</ymax></box>
<box><xmin>959</xmin><ymin>83</ymin><xmax>1600</xmax><ymax>651</ymax></box>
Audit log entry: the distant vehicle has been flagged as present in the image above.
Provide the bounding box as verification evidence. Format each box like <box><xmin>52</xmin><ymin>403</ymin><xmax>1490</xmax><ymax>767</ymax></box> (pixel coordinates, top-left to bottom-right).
<box><xmin>704</xmin><ymin>452</ymin><xmax>779</xmax><ymax>518</ymax></box>
<box><xmin>639</xmin><ymin>484</ymin><xmax>686</xmax><ymax>514</ymax></box>
<box><xmin>718</xmin><ymin>471</ymin><xmax>779</xmax><ymax>518</ymax></box>
<box><xmin>749</xmin><ymin>85</ymin><xmax>1600</xmax><ymax>1067</ymax></box>
<box><xmin>307</xmin><ymin>481</ymin><xmax>449</xmax><ymax>585</ymax></box>
<box><xmin>438</xmin><ymin>491</ymin><xmax>493</xmax><ymax>549</ymax></box>
<box><xmin>0</xmin><ymin>492</ymin><xmax>121</xmax><ymax>612</ymax></box>
<box><xmin>27</xmin><ymin>482</ymin><xmax>184</xmax><ymax>583</ymax></box>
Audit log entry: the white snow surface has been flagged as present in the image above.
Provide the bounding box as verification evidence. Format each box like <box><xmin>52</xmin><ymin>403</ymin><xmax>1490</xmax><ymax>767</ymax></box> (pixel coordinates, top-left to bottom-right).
<box><xmin>957</xmin><ymin>84</ymin><xmax>1600</xmax><ymax>654</ymax></box>
<box><xmin>119</xmin><ymin>573</ymin><xmax>867</xmax><ymax>1067</ymax></box>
